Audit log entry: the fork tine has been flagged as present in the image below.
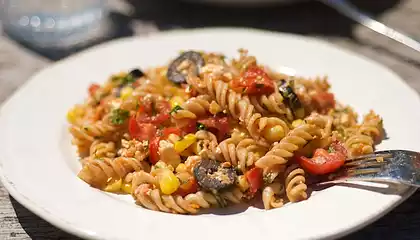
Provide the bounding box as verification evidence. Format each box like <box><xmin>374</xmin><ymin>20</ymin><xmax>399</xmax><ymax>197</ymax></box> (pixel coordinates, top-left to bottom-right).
<box><xmin>346</xmin><ymin>152</ymin><xmax>393</xmax><ymax>163</ymax></box>
<box><xmin>345</xmin><ymin>161</ymin><xmax>386</xmax><ymax>169</ymax></box>
<box><xmin>346</xmin><ymin>168</ymin><xmax>381</xmax><ymax>177</ymax></box>
<box><xmin>345</xmin><ymin>157</ymin><xmax>388</xmax><ymax>167</ymax></box>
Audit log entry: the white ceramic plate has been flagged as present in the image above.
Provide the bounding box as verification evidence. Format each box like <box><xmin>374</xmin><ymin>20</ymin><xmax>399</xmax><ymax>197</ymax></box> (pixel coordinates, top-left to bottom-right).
<box><xmin>1</xmin><ymin>28</ymin><xmax>419</xmax><ymax>240</ymax></box>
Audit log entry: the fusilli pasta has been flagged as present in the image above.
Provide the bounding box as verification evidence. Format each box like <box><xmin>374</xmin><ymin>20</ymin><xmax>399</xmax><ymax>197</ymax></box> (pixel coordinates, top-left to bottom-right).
<box><xmin>68</xmin><ymin>49</ymin><xmax>385</xmax><ymax>214</ymax></box>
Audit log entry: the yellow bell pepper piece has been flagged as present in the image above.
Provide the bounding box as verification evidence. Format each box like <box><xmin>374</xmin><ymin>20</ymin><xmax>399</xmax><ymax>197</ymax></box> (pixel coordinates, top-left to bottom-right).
<box><xmin>174</xmin><ymin>134</ymin><xmax>197</xmax><ymax>153</ymax></box>
<box><xmin>158</xmin><ymin>169</ymin><xmax>180</xmax><ymax>195</ymax></box>
<box><xmin>120</xmin><ymin>86</ymin><xmax>133</xmax><ymax>100</ymax></box>
<box><xmin>121</xmin><ymin>183</ymin><xmax>132</xmax><ymax>194</ymax></box>
<box><xmin>66</xmin><ymin>106</ymin><xmax>84</xmax><ymax>124</ymax></box>
<box><xmin>104</xmin><ymin>179</ymin><xmax>122</xmax><ymax>192</ymax></box>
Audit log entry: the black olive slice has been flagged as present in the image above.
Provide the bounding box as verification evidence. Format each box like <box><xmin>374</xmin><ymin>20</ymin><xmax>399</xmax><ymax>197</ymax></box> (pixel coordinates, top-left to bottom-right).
<box><xmin>129</xmin><ymin>68</ymin><xmax>145</xmax><ymax>79</ymax></box>
<box><xmin>167</xmin><ymin>51</ymin><xmax>204</xmax><ymax>84</ymax></box>
<box><xmin>193</xmin><ymin>159</ymin><xmax>236</xmax><ymax>192</ymax></box>
<box><xmin>278</xmin><ymin>79</ymin><xmax>304</xmax><ymax>118</ymax></box>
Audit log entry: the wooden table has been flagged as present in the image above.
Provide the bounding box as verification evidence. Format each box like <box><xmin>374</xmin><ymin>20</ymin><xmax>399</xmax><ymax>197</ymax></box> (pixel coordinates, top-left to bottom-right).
<box><xmin>1</xmin><ymin>0</ymin><xmax>420</xmax><ymax>239</ymax></box>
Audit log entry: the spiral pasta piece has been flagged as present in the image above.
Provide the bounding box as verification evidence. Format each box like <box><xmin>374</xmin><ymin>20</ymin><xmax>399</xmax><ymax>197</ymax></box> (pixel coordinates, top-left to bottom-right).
<box><xmin>345</xmin><ymin>111</ymin><xmax>383</xmax><ymax>157</ymax></box>
<box><xmin>171</xmin><ymin>95</ymin><xmax>220</xmax><ymax>126</ymax></box>
<box><xmin>133</xmin><ymin>184</ymin><xmax>217</xmax><ymax>214</ymax></box>
<box><xmin>262</xmin><ymin>182</ymin><xmax>285</xmax><ymax>210</ymax></box>
<box><xmin>285</xmin><ymin>164</ymin><xmax>307</xmax><ymax>203</ymax></box>
<box><xmin>190</xmin><ymin>73</ymin><xmax>290</xmax><ymax>146</ymax></box>
<box><xmin>249</xmin><ymin>92</ymin><xmax>292</xmax><ymax>119</ymax></box>
<box><xmin>89</xmin><ymin>140</ymin><xmax>116</xmax><ymax>159</ymax></box>
<box><xmin>359</xmin><ymin>111</ymin><xmax>383</xmax><ymax>140</ymax></box>
<box><xmin>235</xmin><ymin>138</ymin><xmax>268</xmax><ymax>173</ymax></box>
<box><xmin>256</xmin><ymin>124</ymin><xmax>322</xmax><ymax>175</ymax></box>
<box><xmin>192</xmin><ymin>130</ymin><xmax>219</xmax><ymax>160</ymax></box>
<box><xmin>78</xmin><ymin>156</ymin><xmax>150</xmax><ymax>189</ymax></box>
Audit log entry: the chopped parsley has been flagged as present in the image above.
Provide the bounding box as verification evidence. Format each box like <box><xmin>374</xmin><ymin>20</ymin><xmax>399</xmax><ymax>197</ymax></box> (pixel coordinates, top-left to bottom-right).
<box><xmin>112</xmin><ymin>73</ymin><xmax>136</xmax><ymax>86</ymax></box>
<box><xmin>170</xmin><ymin>105</ymin><xmax>183</xmax><ymax>114</ymax></box>
<box><xmin>110</xmin><ymin>108</ymin><xmax>130</xmax><ymax>125</ymax></box>
<box><xmin>328</xmin><ymin>146</ymin><xmax>335</xmax><ymax>153</ymax></box>
<box><xmin>255</xmin><ymin>83</ymin><xmax>265</xmax><ymax>88</ymax></box>
<box><xmin>121</xmin><ymin>74</ymin><xmax>136</xmax><ymax>85</ymax></box>
<box><xmin>196</xmin><ymin>122</ymin><xmax>207</xmax><ymax>131</ymax></box>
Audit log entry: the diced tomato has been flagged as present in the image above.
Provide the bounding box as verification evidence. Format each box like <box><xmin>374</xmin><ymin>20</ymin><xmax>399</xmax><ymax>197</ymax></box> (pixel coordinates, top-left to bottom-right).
<box><xmin>162</xmin><ymin>127</ymin><xmax>182</xmax><ymax>138</ymax></box>
<box><xmin>312</xmin><ymin>92</ymin><xmax>335</xmax><ymax>112</ymax></box>
<box><xmin>128</xmin><ymin>116</ymin><xmax>157</xmax><ymax>141</ymax></box>
<box><xmin>245</xmin><ymin>167</ymin><xmax>263</xmax><ymax>194</ymax></box>
<box><xmin>296</xmin><ymin>146</ymin><xmax>346</xmax><ymax>175</ymax></box>
<box><xmin>88</xmin><ymin>83</ymin><xmax>100</xmax><ymax>96</ymax></box>
<box><xmin>329</xmin><ymin>141</ymin><xmax>347</xmax><ymax>158</ymax></box>
<box><xmin>180</xmin><ymin>120</ymin><xmax>198</xmax><ymax>135</ymax></box>
<box><xmin>197</xmin><ymin>116</ymin><xmax>230</xmax><ymax>140</ymax></box>
<box><xmin>136</xmin><ymin>97</ymin><xmax>171</xmax><ymax>125</ymax></box>
<box><xmin>149</xmin><ymin>136</ymin><xmax>160</xmax><ymax>164</ymax></box>
<box><xmin>174</xmin><ymin>177</ymin><xmax>198</xmax><ymax>197</ymax></box>
<box><xmin>231</xmin><ymin>66</ymin><xmax>275</xmax><ymax>95</ymax></box>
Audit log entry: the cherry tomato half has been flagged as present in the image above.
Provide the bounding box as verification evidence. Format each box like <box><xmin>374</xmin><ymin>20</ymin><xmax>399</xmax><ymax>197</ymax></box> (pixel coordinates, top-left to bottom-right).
<box><xmin>312</xmin><ymin>92</ymin><xmax>335</xmax><ymax>113</ymax></box>
<box><xmin>88</xmin><ymin>83</ymin><xmax>100</xmax><ymax>96</ymax></box>
<box><xmin>149</xmin><ymin>136</ymin><xmax>161</xmax><ymax>164</ymax></box>
<box><xmin>128</xmin><ymin>116</ymin><xmax>157</xmax><ymax>141</ymax></box>
<box><xmin>136</xmin><ymin>97</ymin><xmax>171</xmax><ymax>125</ymax></box>
<box><xmin>245</xmin><ymin>167</ymin><xmax>263</xmax><ymax>194</ymax></box>
<box><xmin>197</xmin><ymin>116</ymin><xmax>230</xmax><ymax>140</ymax></box>
<box><xmin>297</xmin><ymin>147</ymin><xmax>346</xmax><ymax>175</ymax></box>
<box><xmin>231</xmin><ymin>66</ymin><xmax>275</xmax><ymax>95</ymax></box>
<box><xmin>162</xmin><ymin>127</ymin><xmax>182</xmax><ymax>138</ymax></box>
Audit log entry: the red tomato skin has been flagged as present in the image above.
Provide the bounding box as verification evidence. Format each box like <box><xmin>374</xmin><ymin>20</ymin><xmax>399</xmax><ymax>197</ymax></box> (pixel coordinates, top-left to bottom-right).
<box><xmin>149</xmin><ymin>136</ymin><xmax>160</xmax><ymax>164</ymax></box>
<box><xmin>197</xmin><ymin>116</ymin><xmax>230</xmax><ymax>140</ymax></box>
<box><xmin>162</xmin><ymin>127</ymin><xmax>182</xmax><ymax>138</ymax></box>
<box><xmin>232</xmin><ymin>66</ymin><xmax>275</xmax><ymax>95</ymax></box>
<box><xmin>297</xmin><ymin>148</ymin><xmax>345</xmax><ymax>175</ymax></box>
<box><xmin>180</xmin><ymin>120</ymin><xmax>197</xmax><ymax>135</ymax></box>
<box><xmin>245</xmin><ymin>167</ymin><xmax>263</xmax><ymax>194</ymax></box>
<box><xmin>128</xmin><ymin>116</ymin><xmax>157</xmax><ymax>141</ymax></box>
<box><xmin>329</xmin><ymin>141</ymin><xmax>348</xmax><ymax>158</ymax></box>
<box><xmin>312</xmin><ymin>92</ymin><xmax>335</xmax><ymax>112</ymax></box>
<box><xmin>88</xmin><ymin>83</ymin><xmax>100</xmax><ymax>96</ymax></box>
<box><xmin>136</xmin><ymin>98</ymin><xmax>171</xmax><ymax>125</ymax></box>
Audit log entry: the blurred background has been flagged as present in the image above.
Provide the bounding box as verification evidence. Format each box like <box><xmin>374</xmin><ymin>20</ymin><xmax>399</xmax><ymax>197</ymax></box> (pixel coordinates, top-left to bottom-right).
<box><xmin>0</xmin><ymin>0</ymin><xmax>408</xmax><ymax>60</ymax></box>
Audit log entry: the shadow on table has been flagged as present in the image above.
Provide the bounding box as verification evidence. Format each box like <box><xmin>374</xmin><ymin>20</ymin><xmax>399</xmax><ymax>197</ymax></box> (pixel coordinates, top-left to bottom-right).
<box><xmin>2</xmin><ymin>0</ymin><xmax>404</xmax><ymax>61</ymax></box>
<box><xmin>9</xmin><ymin>189</ymin><xmax>420</xmax><ymax>240</ymax></box>
<box><xmin>10</xmin><ymin>197</ymin><xmax>82</xmax><ymax>240</ymax></box>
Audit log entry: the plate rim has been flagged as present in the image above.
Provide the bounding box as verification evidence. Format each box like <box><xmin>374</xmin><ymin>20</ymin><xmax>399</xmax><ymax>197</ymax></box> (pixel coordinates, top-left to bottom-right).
<box><xmin>0</xmin><ymin>27</ymin><xmax>418</xmax><ymax>240</ymax></box>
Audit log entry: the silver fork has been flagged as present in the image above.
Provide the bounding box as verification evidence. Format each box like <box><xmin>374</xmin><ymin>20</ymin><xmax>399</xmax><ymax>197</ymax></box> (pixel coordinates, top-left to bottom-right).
<box><xmin>320</xmin><ymin>0</ymin><xmax>420</xmax><ymax>53</ymax></box>
<box><xmin>316</xmin><ymin>150</ymin><xmax>420</xmax><ymax>187</ymax></box>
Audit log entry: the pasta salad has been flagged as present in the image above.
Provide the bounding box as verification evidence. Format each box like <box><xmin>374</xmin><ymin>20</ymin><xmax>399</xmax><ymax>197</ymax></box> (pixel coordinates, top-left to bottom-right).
<box><xmin>67</xmin><ymin>49</ymin><xmax>384</xmax><ymax>214</ymax></box>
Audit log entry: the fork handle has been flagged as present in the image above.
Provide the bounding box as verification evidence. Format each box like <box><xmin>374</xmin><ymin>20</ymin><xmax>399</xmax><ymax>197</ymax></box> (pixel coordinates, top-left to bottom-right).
<box><xmin>320</xmin><ymin>0</ymin><xmax>420</xmax><ymax>53</ymax></box>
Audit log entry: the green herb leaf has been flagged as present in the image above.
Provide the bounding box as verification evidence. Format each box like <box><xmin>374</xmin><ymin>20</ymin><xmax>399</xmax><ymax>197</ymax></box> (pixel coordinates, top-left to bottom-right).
<box><xmin>121</xmin><ymin>74</ymin><xmax>136</xmax><ymax>85</ymax></box>
<box><xmin>170</xmin><ymin>105</ymin><xmax>183</xmax><ymax>114</ymax></box>
<box><xmin>196</xmin><ymin>123</ymin><xmax>207</xmax><ymax>131</ymax></box>
<box><xmin>328</xmin><ymin>146</ymin><xmax>335</xmax><ymax>153</ymax></box>
<box><xmin>110</xmin><ymin>108</ymin><xmax>130</xmax><ymax>125</ymax></box>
